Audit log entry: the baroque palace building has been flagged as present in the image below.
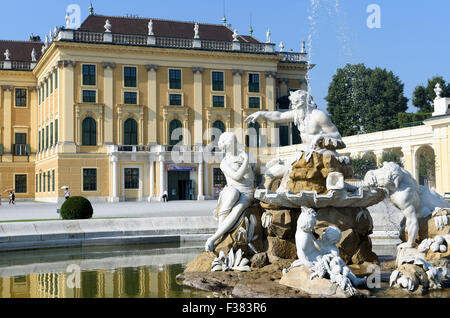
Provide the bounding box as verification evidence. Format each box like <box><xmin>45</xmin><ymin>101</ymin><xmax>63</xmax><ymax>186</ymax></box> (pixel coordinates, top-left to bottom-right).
<box><xmin>0</xmin><ymin>11</ymin><xmax>309</xmax><ymax>202</ymax></box>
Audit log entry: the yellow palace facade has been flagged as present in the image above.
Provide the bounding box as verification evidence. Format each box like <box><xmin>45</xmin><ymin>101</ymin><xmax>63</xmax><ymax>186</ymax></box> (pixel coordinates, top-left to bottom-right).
<box><xmin>0</xmin><ymin>13</ymin><xmax>309</xmax><ymax>202</ymax></box>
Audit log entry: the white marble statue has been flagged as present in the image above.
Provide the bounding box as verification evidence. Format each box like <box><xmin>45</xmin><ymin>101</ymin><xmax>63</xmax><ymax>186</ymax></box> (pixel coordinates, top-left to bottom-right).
<box><xmin>31</xmin><ymin>48</ymin><xmax>36</xmax><ymax>62</ymax></box>
<box><xmin>286</xmin><ymin>207</ymin><xmax>366</xmax><ymax>294</ymax></box>
<box><xmin>205</xmin><ymin>132</ymin><xmax>257</xmax><ymax>252</ymax></box>
<box><xmin>4</xmin><ymin>49</ymin><xmax>10</xmax><ymax>61</ymax></box>
<box><xmin>65</xmin><ymin>12</ymin><xmax>71</xmax><ymax>29</ymax></box>
<box><xmin>266</xmin><ymin>29</ymin><xmax>271</xmax><ymax>43</ymax></box>
<box><xmin>364</xmin><ymin>162</ymin><xmax>450</xmax><ymax>248</ymax></box>
<box><xmin>148</xmin><ymin>19</ymin><xmax>154</xmax><ymax>36</ymax></box>
<box><xmin>232</xmin><ymin>29</ymin><xmax>239</xmax><ymax>42</ymax></box>
<box><xmin>390</xmin><ymin>246</ymin><xmax>449</xmax><ymax>291</ymax></box>
<box><xmin>194</xmin><ymin>23</ymin><xmax>199</xmax><ymax>39</ymax></box>
<box><xmin>434</xmin><ymin>83</ymin><xmax>442</xmax><ymax>99</ymax></box>
<box><xmin>245</xmin><ymin>90</ymin><xmax>345</xmax><ymax>155</ymax></box>
<box><xmin>104</xmin><ymin>19</ymin><xmax>112</xmax><ymax>33</ymax></box>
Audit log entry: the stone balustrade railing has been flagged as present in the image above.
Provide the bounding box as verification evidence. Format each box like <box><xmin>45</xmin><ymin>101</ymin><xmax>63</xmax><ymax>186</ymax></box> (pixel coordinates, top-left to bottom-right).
<box><xmin>0</xmin><ymin>60</ymin><xmax>34</xmax><ymax>70</ymax></box>
<box><xmin>55</xmin><ymin>29</ymin><xmax>305</xmax><ymax>61</ymax></box>
<box><xmin>279</xmin><ymin>52</ymin><xmax>307</xmax><ymax>63</ymax></box>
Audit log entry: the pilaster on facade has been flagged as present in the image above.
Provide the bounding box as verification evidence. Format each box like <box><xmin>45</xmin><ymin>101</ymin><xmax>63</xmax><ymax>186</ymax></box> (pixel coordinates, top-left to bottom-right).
<box><xmin>2</xmin><ymin>85</ymin><xmax>13</xmax><ymax>155</ymax></box>
<box><xmin>57</xmin><ymin>60</ymin><xmax>76</xmax><ymax>153</ymax></box>
<box><xmin>265</xmin><ymin>71</ymin><xmax>277</xmax><ymax>146</ymax></box>
<box><xmin>146</xmin><ymin>64</ymin><xmax>158</xmax><ymax>145</ymax></box>
<box><xmin>192</xmin><ymin>66</ymin><xmax>204</xmax><ymax>146</ymax></box>
<box><xmin>109</xmin><ymin>155</ymin><xmax>119</xmax><ymax>202</ymax></box>
<box><xmin>102</xmin><ymin>61</ymin><xmax>115</xmax><ymax>145</ymax></box>
<box><xmin>278</xmin><ymin>78</ymin><xmax>289</xmax><ymax>97</ymax></box>
<box><xmin>232</xmin><ymin>69</ymin><xmax>243</xmax><ymax>144</ymax></box>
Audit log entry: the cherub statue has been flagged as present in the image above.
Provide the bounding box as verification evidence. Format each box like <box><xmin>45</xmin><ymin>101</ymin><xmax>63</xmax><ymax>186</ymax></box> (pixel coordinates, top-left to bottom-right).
<box><xmin>286</xmin><ymin>207</ymin><xmax>366</xmax><ymax>292</ymax></box>
<box><xmin>245</xmin><ymin>90</ymin><xmax>345</xmax><ymax>154</ymax></box>
<box><xmin>205</xmin><ymin>132</ymin><xmax>257</xmax><ymax>252</ymax></box>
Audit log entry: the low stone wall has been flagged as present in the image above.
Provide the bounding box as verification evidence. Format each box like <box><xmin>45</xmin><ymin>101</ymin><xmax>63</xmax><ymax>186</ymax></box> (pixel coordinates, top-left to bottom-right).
<box><xmin>0</xmin><ymin>216</ymin><xmax>218</xmax><ymax>252</ymax></box>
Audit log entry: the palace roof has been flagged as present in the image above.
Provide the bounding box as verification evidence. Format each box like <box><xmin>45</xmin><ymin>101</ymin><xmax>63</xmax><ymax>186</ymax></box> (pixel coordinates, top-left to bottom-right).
<box><xmin>79</xmin><ymin>14</ymin><xmax>262</xmax><ymax>43</ymax></box>
<box><xmin>0</xmin><ymin>40</ymin><xmax>42</xmax><ymax>62</ymax></box>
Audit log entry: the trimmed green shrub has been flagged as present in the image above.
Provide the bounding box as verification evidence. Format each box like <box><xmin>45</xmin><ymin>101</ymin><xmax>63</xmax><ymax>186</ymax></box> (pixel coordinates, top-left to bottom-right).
<box><xmin>60</xmin><ymin>196</ymin><xmax>93</xmax><ymax>220</ymax></box>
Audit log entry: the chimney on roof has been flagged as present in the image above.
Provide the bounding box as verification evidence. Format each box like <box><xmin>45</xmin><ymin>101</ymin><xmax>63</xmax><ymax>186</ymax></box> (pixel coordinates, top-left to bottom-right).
<box><xmin>29</xmin><ymin>35</ymin><xmax>41</xmax><ymax>42</ymax></box>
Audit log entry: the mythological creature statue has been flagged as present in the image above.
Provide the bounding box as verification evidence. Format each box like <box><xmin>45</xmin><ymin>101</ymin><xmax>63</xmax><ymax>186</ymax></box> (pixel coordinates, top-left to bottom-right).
<box><xmin>205</xmin><ymin>132</ymin><xmax>258</xmax><ymax>252</ymax></box>
<box><xmin>245</xmin><ymin>90</ymin><xmax>345</xmax><ymax>154</ymax></box>
<box><xmin>364</xmin><ymin>162</ymin><xmax>450</xmax><ymax>248</ymax></box>
<box><xmin>246</xmin><ymin>90</ymin><xmax>347</xmax><ymax>191</ymax></box>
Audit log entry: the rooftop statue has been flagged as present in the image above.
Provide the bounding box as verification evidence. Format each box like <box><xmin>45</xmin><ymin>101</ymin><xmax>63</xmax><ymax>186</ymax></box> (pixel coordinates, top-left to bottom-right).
<box><xmin>205</xmin><ymin>132</ymin><xmax>258</xmax><ymax>252</ymax></box>
<box><xmin>245</xmin><ymin>90</ymin><xmax>345</xmax><ymax>156</ymax></box>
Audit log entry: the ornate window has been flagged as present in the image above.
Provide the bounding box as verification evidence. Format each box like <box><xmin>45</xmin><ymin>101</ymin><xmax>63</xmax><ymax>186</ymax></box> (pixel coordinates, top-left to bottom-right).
<box><xmin>124</xmin><ymin>118</ymin><xmax>138</xmax><ymax>145</ymax></box>
<box><xmin>82</xmin><ymin>64</ymin><xmax>96</xmax><ymax>86</ymax></box>
<box><xmin>169</xmin><ymin>69</ymin><xmax>182</xmax><ymax>89</ymax></box>
<box><xmin>15</xmin><ymin>174</ymin><xmax>27</xmax><ymax>193</ymax></box>
<box><xmin>169</xmin><ymin>119</ymin><xmax>183</xmax><ymax>146</ymax></box>
<box><xmin>248</xmin><ymin>73</ymin><xmax>260</xmax><ymax>93</ymax></box>
<box><xmin>15</xmin><ymin>88</ymin><xmax>27</xmax><ymax>107</ymax></box>
<box><xmin>212</xmin><ymin>71</ymin><xmax>224</xmax><ymax>91</ymax></box>
<box><xmin>124</xmin><ymin>168</ymin><xmax>139</xmax><ymax>189</ymax></box>
<box><xmin>249</xmin><ymin>96</ymin><xmax>260</xmax><ymax>109</ymax></box>
<box><xmin>82</xmin><ymin>117</ymin><xmax>97</xmax><ymax>146</ymax></box>
<box><xmin>169</xmin><ymin>94</ymin><xmax>182</xmax><ymax>106</ymax></box>
<box><xmin>124</xmin><ymin>92</ymin><xmax>137</xmax><ymax>105</ymax></box>
<box><xmin>82</xmin><ymin>90</ymin><xmax>96</xmax><ymax>103</ymax></box>
<box><xmin>124</xmin><ymin>66</ymin><xmax>137</xmax><ymax>87</ymax></box>
<box><xmin>212</xmin><ymin>95</ymin><xmax>225</xmax><ymax>108</ymax></box>
<box><xmin>83</xmin><ymin>168</ymin><xmax>97</xmax><ymax>191</ymax></box>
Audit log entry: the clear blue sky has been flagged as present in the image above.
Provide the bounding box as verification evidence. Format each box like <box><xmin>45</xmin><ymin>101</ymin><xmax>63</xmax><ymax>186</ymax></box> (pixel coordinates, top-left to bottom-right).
<box><xmin>1</xmin><ymin>0</ymin><xmax>448</xmax><ymax>112</ymax></box>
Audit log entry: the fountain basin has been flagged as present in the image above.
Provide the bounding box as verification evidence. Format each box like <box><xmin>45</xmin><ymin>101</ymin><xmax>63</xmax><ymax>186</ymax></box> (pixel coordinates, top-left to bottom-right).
<box><xmin>255</xmin><ymin>187</ymin><xmax>385</xmax><ymax>209</ymax></box>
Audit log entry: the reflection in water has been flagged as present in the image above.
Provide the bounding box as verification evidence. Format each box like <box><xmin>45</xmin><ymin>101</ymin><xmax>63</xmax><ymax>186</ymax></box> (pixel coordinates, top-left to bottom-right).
<box><xmin>0</xmin><ymin>243</ymin><xmax>211</xmax><ymax>298</ymax></box>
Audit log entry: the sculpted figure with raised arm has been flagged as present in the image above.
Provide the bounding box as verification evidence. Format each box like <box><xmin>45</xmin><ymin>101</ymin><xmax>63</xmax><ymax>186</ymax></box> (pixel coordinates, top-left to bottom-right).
<box><xmin>245</xmin><ymin>90</ymin><xmax>345</xmax><ymax>154</ymax></box>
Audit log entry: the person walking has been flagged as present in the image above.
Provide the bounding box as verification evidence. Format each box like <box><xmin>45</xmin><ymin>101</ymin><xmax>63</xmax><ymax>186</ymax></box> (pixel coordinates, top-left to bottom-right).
<box><xmin>64</xmin><ymin>187</ymin><xmax>70</xmax><ymax>200</ymax></box>
<box><xmin>162</xmin><ymin>190</ymin><xmax>168</xmax><ymax>202</ymax></box>
<box><xmin>9</xmin><ymin>191</ymin><xmax>15</xmax><ymax>205</ymax></box>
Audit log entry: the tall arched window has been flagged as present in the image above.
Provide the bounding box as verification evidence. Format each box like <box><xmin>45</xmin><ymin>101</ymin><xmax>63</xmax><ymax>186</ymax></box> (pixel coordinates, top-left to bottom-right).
<box><xmin>246</xmin><ymin>121</ymin><xmax>260</xmax><ymax>148</ymax></box>
<box><xmin>82</xmin><ymin>117</ymin><xmax>97</xmax><ymax>146</ymax></box>
<box><xmin>212</xmin><ymin>120</ymin><xmax>225</xmax><ymax>143</ymax></box>
<box><xmin>169</xmin><ymin>119</ymin><xmax>183</xmax><ymax>146</ymax></box>
<box><xmin>124</xmin><ymin>118</ymin><xmax>138</xmax><ymax>145</ymax></box>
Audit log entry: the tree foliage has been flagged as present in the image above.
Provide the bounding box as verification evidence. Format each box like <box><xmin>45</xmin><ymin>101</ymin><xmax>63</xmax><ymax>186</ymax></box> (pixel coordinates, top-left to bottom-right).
<box><xmin>412</xmin><ymin>76</ymin><xmax>450</xmax><ymax>113</ymax></box>
<box><xmin>351</xmin><ymin>155</ymin><xmax>377</xmax><ymax>180</ymax></box>
<box><xmin>397</xmin><ymin>112</ymin><xmax>432</xmax><ymax>128</ymax></box>
<box><xmin>381</xmin><ymin>150</ymin><xmax>403</xmax><ymax>167</ymax></box>
<box><xmin>326</xmin><ymin>64</ymin><xmax>408</xmax><ymax>137</ymax></box>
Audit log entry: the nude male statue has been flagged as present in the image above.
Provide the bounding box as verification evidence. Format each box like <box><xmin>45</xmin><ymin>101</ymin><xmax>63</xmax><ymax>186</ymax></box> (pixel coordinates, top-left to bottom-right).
<box><xmin>245</xmin><ymin>90</ymin><xmax>345</xmax><ymax>154</ymax></box>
